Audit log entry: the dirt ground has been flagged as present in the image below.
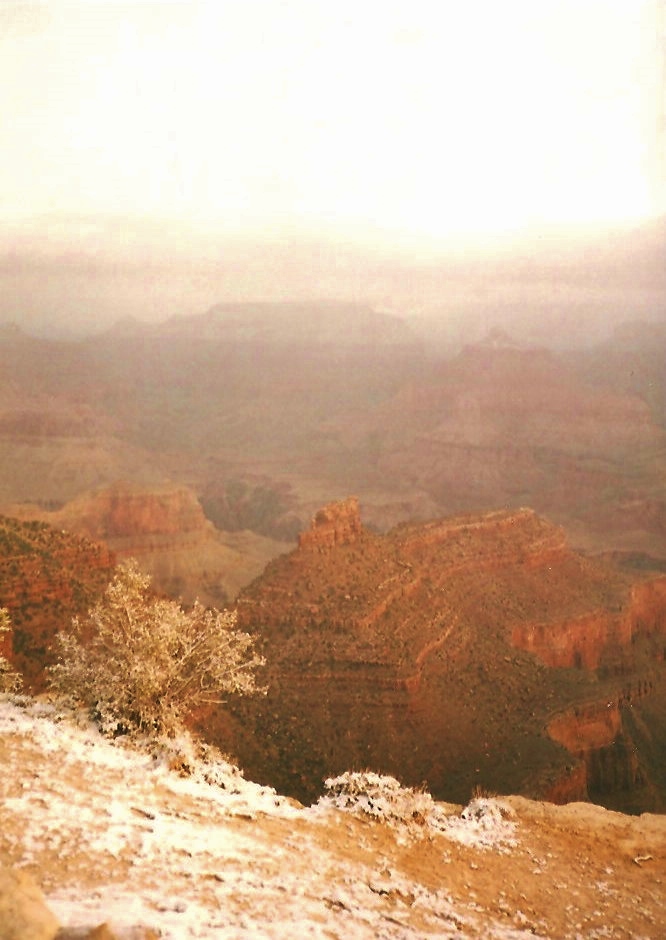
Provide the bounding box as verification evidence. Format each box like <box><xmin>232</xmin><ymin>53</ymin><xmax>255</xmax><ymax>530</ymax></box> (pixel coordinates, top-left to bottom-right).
<box><xmin>1</xmin><ymin>698</ymin><xmax>665</xmax><ymax>939</ymax></box>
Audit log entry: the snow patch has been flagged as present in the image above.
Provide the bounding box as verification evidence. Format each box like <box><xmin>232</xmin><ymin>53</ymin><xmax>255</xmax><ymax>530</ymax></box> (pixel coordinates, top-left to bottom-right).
<box><xmin>0</xmin><ymin>699</ymin><xmax>541</xmax><ymax>939</ymax></box>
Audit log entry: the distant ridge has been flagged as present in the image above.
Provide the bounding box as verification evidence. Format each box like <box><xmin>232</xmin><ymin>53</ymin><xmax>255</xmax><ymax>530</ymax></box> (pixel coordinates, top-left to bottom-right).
<box><xmin>156</xmin><ymin>301</ymin><xmax>421</xmax><ymax>348</ymax></box>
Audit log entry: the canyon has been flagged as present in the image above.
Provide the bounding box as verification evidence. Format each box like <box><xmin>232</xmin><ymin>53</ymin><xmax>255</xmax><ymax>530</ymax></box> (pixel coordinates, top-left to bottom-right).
<box><xmin>1</xmin><ymin>307</ymin><xmax>666</xmax><ymax>571</ymax></box>
<box><xmin>3</xmin><ymin>490</ymin><xmax>666</xmax><ymax>815</ymax></box>
<box><xmin>1</xmin><ymin>294</ymin><xmax>666</xmax><ymax>819</ymax></box>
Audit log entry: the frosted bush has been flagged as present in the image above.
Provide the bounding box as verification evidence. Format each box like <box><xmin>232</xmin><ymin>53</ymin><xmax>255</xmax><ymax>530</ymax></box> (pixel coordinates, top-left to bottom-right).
<box><xmin>320</xmin><ymin>771</ymin><xmax>517</xmax><ymax>849</ymax></box>
<box><xmin>321</xmin><ymin>771</ymin><xmax>438</xmax><ymax>829</ymax></box>
<box><xmin>147</xmin><ymin>729</ymin><xmax>246</xmax><ymax>790</ymax></box>
<box><xmin>48</xmin><ymin>559</ymin><xmax>265</xmax><ymax>737</ymax></box>
<box><xmin>0</xmin><ymin>607</ymin><xmax>22</xmax><ymax>694</ymax></box>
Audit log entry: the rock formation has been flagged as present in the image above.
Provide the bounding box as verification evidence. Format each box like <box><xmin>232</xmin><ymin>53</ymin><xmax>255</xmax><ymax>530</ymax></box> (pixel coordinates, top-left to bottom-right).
<box><xmin>361</xmin><ymin>343</ymin><xmax>666</xmax><ymax>544</ymax></box>
<box><xmin>9</xmin><ymin>482</ymin><xmax>290</xmax><ymax>607</ymax></box>
<box><xmin>0</xmin><ymin>863</ymin><xmax>158</xmax><ymax>939</ymax></box>
<box><xmin>55</xmin><ymin>480</ymin><xmax>209</xmax><ymax>541</ymax></box>
<box><xmin>298</xmin><ymin>497</ymin><xmax>363</xmax><ymax>550</ymax></box>
<box><xmin>204</xmin><ymin>502</ymin><xmax>666</xmax><ymax>812</ymax></box>
<box><xmin>0</xmin><ymin>515</ymin><xmax>115</xmax><ymax>689</ymax></box>
<box><xmin>0</xmin><ymin>865</ymin><xmax>60</xmax><ymax>940</ymax></box>
<box><xmin>2</xmin><ymin>310</ymin><xmax>666</xmax><ymax>565</ymax></box>
<box><xmin>511</xmin><ymin>575</ymin><xmax>666</xmax><ymax>669</ymax></box>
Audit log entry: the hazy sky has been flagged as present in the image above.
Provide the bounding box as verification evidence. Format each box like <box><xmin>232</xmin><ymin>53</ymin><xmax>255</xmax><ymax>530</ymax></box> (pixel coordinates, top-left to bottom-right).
<box><xmin>1</xmin><ymin>0</ymin><xmax>664</xmax><ymax>252</ymax></box>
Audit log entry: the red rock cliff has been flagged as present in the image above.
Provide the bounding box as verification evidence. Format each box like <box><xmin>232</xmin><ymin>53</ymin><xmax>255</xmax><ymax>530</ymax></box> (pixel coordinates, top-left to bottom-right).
<box><xmin>0</xmin><ymin>515</ymin><xmax>115</xmax><ymax>689</ymax></box>
<box><xmin>7</xmin><ymin>482</ymin><xmax>288</xmax><ymax>608</ymax></box>
<box><xmin>511</xmin><ymin>574</ymin><xmax>666</xmax><ymax>669</ymax></box>
<box><xmin>57</xmin><ymin>481</ymin><xmax>209</xmax><ymax>541</ymax></box>
<box><xmin>545</xmin><ymin>693</ymin><xmax>656</xmax><ymax>808</ymax></box>
<box><xmin>215</xmin><ymin>503</ymin><xmax>666</xmax><ymax>810</ymax></box>
<box><xmin>298</xmin><ymin>497</ymin><xmax>363</xmax><ymax>551</ymax></box>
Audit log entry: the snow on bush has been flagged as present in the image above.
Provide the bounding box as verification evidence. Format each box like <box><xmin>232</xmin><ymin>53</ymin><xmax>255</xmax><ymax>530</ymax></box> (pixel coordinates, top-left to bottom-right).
<box><xmin>0</xmin><ymin>607</ymin><xmax>22</xmax><ymax>694</ymax></box>
<box><xmin>48</xmin><ymin>559</ymin><xmax>265</xmax><ymax>737</ymax></box>
<box><xmin>320</xmin><ymin>771</ymin><xmax>518</xmax><ymax>850</ymax></box>
<box><xmin>145</xmin><ymin>728</ymin><xmax>248</xmax><ymax>792</ymax></box>
<box><xmin>322</xmin><ymin>771</ymin><xmax>436</xmax><ymax>828</ymax></box>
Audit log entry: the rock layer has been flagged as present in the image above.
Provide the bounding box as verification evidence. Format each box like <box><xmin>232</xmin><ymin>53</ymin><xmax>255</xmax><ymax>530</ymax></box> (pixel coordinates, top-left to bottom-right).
<box><xmin>0</xmin><ymin>515</ymin><xmax>115</xmax><ymax>689</ymax></box>
<box><xmin>9</xmin><ymin>483</ymin><xmax>289</xmax><ymax>607</ymax></box>
<box><xmin>298</xmin><ymin>497</ymin><xmax>363</xmax><ymax>550</ymax></box>
<box><xmin>205</xmin><ymin>501</ymin><xmax>666</xmax><ymax>812</ymax></box>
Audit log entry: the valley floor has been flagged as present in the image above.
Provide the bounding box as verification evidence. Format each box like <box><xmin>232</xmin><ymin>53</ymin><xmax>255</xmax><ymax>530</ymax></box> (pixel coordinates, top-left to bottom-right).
<box><xmin>0</xmin><ymin>698</ymin><xmax>665</xmax><ymax>939</ymax></box>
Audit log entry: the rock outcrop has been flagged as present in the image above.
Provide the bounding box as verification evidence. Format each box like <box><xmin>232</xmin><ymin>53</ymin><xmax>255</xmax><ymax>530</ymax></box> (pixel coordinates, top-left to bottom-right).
<box><xmin>298</xmin><ymin>497</ymin><xmax>363</xmax><ymax>550</ymax></box>
<box><xmin>511</xmin><ymin>610</ymin><xmax>629</xmax><ymax>670</ymax></box>
<box><xmin>545</xmin><ymin>695</ymin><xmax>658</xmax><ymax>809</ymax></box>
<box><xmin>511</xmin><ymin>575</ymin><xmax>666</xmax><ymax>669</ymax></box>
<box><xmin>0</xmin><ymin>863</ymin><xmax>158</xmax><ymax>940</ymax></box>
<box><xmin>55</xmin><ymin>480</ymin><xmax>209</xmax><ymax>541</ymax></box>
<box><xmin>0</xmin><ymin>865</ymin><xmax>60</xmax><ymax>940</ymax></box>
<box><xmin>205</xmin><ymin>502</ymin><xmax>666</xmax><ymax>812</ymax></box>
<box><xmin>9</xmin><ymin>483</ymin><xmax>290</xmax><ymax>608</ymax></box>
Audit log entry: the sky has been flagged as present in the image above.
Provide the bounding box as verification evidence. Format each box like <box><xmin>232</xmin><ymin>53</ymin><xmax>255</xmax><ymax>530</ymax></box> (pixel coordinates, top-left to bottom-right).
<box><xmin>0</xmin><ymin>0</ymin><xmax>664</xmax><ymax>254</ymax></box>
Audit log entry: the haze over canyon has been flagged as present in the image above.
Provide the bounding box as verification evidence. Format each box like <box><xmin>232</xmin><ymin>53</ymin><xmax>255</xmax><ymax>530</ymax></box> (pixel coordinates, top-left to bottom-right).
<box><xmin>2</xmin><ymin>3</ymin><xmax>666</xmax><ymax>933</ymax></box>
<box><xmin>0</xmin><ymin>216</ymin><xmax>665</xmax><ymax>817</ymax></box>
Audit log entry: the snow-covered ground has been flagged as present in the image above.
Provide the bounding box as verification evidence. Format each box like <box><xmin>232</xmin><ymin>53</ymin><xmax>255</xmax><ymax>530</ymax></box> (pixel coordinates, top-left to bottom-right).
<box><xmin>1</xmin><ymin>697</ymin><xmax>665</xmax><ymax>939</ymax></box>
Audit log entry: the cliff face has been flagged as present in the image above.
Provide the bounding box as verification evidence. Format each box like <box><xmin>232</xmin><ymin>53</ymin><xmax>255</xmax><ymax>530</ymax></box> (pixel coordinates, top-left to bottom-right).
<box><xmin>353</xmin><ymin>342</ymin><xmax>666</xmax><ymax>556</ymax></box>
<box><xmin>202</xmin><ymin>501</ymin><xmax>666</xmax><ymax>812</ymax></box>
<box><xmin>0</xmin><ymin>515</ymin><xmax>115</xmax><ymax>689</ymax></box>
<box><xmin>57</xmin><ymin>481</ymin><xmax>209</xmax><ymax>541</ymax></box>
<box><xmin>545</xmin><ymin>687</ymin><xmax>662</xmax><ymax>810</ymax></box>
<box><xmin>377</xmin><ymin>344</ymin><xmax>663</xmax><ymax>458</ymax></box>
<box><xmin>511</xmin><ymin>610</ymin><xmax>633</xmax><ymax>671</ymax></box>
<box><xmin>298</xmin><ymin>497</ymin><xmax>363</xmax><ymax>550</ymax></box>
<box><xmin>11</xmin><ymin>482</ymin><xmax>290</xmax><ymax>607</ymax></box>
<box><xmin>511</xmin><ymin>576</ymin><xmax>666</xmax><ymax>669</ymax></box>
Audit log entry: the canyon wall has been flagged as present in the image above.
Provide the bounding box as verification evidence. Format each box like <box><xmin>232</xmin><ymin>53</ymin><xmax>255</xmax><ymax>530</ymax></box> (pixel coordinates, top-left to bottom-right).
<box><xmin>545</xmin><ymin>689</ymin><xmax>659</xmax><ymax>809</ymax></box>
<box><xmin>57</xmin><ymin>481</ymin><xmax>209</xmax><ymax>542</ymax></box>
<box><xmin>10</xmin><ymin>482</ymin><xmax>289</xmax><ymax>607</ymax></box>
<box><xmin>0</xmin><ymin>515</ymin><xmax>115</xmax><ymax>688</ymax></box>
<box><xmin>511</xmin><ymin>575</ymin><xmax>666</xmax><ymax>669</ymax></box>
<box><xmin>208</xmin><ymin>501</ymin><xmax>666</xmax><ymax>811</ymax></box>
<box><xmin>3</xmin><ymin>317</ymin><xmax>666</xmax><ymax>566</ymax></box>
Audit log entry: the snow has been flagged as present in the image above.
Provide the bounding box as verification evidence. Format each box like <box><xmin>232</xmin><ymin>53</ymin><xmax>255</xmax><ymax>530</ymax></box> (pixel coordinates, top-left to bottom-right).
<box><xmin>0</xmin><ymin>697</ymin><xmax>540</xmax><ymax>939</ymax></box>
<box><xmin>318</xmin><ymin>770</ymin><xmax>518</xmax><ymax>851</ymax></box>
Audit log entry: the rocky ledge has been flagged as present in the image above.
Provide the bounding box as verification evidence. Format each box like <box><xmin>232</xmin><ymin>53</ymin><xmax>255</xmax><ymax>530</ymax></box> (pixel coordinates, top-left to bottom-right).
<box><xmin>297</xmin><ymin>496</ymin><xmax>364</xmax><ymax>550</ymax></box>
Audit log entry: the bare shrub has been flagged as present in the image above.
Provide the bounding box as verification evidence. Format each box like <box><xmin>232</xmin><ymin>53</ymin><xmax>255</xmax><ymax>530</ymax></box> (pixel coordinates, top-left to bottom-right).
<box><xmin>320</xmin><ymin>771</ymin><xmax>517</xmax><ymax>849</ymax></box>
<box><xmin>321</xmin><ymin>771</ymin><xmax>436</xmax><ymax>829</ymax></box>
<box><xmin>48</xmin><ymin>560</ymin><xmax>265</xmax><ymax>737</ymax></box>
